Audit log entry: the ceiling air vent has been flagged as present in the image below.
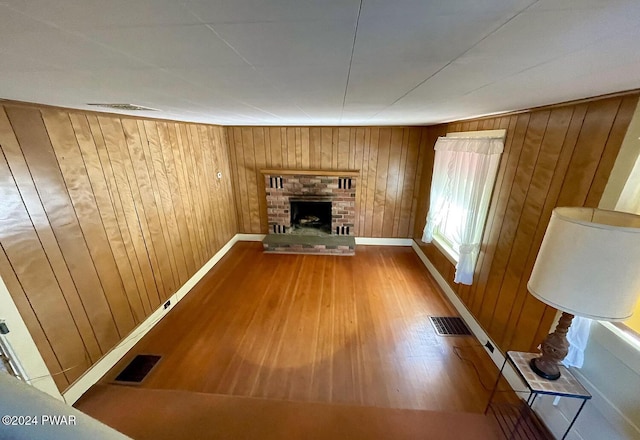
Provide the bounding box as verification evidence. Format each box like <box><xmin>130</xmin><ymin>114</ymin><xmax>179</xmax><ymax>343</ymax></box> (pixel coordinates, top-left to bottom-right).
<box><xmin>87</xmin><ymin>103</ymin><xmax>159</xmax><ymax>111</ymax></box>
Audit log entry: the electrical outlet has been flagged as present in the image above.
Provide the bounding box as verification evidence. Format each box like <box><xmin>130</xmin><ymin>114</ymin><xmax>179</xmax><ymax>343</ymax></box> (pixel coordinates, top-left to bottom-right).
<box><xmin>164</xmin><ymin>300</ymin><xmax>171</xmax><ymax>310</ymax></box>
<box><xmin>484</xmin><ymin>341</ymin><xmax>494</xmax><ymax>353</ymax></box>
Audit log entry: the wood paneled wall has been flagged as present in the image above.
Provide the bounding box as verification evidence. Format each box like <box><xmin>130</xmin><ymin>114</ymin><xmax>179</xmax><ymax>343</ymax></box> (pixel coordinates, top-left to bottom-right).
<box><xmin>0</xmin><ymin>103</ymin><xmax>237</xmax><ymax>391</ymax></box>
<box><xmin>226</xmin><ymin>127</ymin><xmax>427</xmax><ymax>237</ymax></box>
<box><xmin>413</xmin><ymin>93</ymin><xmax>640</xmax><ymax>353</ymax></box>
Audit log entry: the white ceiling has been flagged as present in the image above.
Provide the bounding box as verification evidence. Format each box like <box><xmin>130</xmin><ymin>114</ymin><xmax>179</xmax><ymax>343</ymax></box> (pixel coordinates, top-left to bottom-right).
<box><xmin>1</xmin><ymin>0</ymin><xmax>639</xmax><ymax>126</ymax></box>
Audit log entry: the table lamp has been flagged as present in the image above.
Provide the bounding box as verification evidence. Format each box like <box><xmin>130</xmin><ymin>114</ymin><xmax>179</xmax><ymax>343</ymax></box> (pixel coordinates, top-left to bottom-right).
<box><xmin>527</xmin><ymin>207</ymin><xmax>640</xmax><ymax>380</ymax></box>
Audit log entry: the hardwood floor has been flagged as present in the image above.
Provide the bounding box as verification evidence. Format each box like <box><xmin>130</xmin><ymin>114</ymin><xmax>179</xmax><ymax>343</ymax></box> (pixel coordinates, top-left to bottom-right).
<box><xmin>76</xmin><ymin>385</ymin><xmax>501</xmax><ymax>440</ymax></box>
<box><xmin>92</xmin><ymin>242</ymin><xmax>500</xmax><ymax>413</ymax></box>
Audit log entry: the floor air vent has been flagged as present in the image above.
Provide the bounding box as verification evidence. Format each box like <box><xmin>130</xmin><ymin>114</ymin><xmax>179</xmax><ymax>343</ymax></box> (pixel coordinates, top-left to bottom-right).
<box><xmin>429</xmin><ymin>316</ymin><xmax>472</xmax><ymax>336</ymax></box>
<box><xmin>114</xmin><ymin>354</ymin><xmax>161</xmax><ymax>384</ymax></box>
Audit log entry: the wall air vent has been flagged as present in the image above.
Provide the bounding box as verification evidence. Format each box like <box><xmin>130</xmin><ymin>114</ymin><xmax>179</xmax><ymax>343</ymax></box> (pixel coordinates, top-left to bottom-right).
<box><xmin>87</xmin><ymin>103</ymin><xmax>159</xmax><ymax>111</ymax></box>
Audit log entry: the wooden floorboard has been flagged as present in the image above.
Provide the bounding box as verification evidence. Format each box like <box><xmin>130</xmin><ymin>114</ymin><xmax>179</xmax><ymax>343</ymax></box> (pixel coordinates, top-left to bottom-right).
<box><xmin>90</xmin><ymin>242</ymin><xmax>501</xmax><ymax>413</ymax></box>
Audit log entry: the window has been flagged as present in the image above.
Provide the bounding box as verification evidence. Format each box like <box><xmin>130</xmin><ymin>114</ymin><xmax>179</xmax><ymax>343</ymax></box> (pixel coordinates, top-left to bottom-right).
<box><xmin>422</xmin><ymin>131</ymin><xmax>504</xmax><ymax>285</ymax></box>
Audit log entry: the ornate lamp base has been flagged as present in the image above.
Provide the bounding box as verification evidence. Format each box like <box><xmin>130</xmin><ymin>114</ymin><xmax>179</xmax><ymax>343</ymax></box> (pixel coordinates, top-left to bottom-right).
<box><xmin>530</xmin><ymin>312</ymin><xmax>574</xmax><ymax>381</ymax></box>
<box><xmin>530</xmin><ymin>357</ymin><xmax>561</xmax><ymax>380</ymax></box>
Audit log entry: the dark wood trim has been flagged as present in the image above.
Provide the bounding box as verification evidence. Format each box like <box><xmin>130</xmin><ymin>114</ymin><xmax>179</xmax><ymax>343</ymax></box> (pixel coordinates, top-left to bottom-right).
<box><xmin>260</xmin><ymin>169</ymin><xmax>360</xmax><ymax>176</ymax></box>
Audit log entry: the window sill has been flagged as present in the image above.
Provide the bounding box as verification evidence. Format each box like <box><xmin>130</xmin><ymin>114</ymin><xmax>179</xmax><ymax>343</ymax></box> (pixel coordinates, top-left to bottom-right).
<box><xmin>432</xmin><ymin>236</ymin><xmax>459</xmax><ymax>266</ymax></box>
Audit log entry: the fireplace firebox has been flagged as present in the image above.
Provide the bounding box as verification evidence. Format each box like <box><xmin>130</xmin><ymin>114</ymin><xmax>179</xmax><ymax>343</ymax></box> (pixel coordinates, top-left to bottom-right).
<box><xmin>290</xmin><ymin>199</ymin><xmax>332</xmax><ymax>235</ymax></box>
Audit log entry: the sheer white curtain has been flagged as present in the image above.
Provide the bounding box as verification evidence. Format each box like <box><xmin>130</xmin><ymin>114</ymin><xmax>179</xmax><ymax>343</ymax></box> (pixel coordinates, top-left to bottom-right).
<box><xmin>422</xmin><ymin>137</ymin><xmax>503</xmax><ymax>285</ymax></box>
<box><xmin>562</xmin><ymin>316</ymin><xmax>592</xmax><ymax>368</ymax></box>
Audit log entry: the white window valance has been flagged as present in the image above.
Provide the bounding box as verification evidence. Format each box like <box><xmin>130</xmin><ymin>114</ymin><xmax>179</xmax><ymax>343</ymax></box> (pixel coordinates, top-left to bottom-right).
<box><xmin>435</xmin><ymin>137</ymin><xmax>504</xmax><ymax>154</ymax></box>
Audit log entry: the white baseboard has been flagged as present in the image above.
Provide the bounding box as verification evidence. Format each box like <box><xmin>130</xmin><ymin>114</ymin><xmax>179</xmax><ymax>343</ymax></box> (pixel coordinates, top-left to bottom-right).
<box><xmin>355</xmin><ymin>237</ymin><xmax>413</xmax><ymax>246</ymax></box>
<box><xmin>410</xmin><ymin>240</ymin><xmax>525</xmax><ymax>392</ymax></box>
<box><xmin>235</xmin><ymin>233</ymin><xmax>266</xmax><ymax>241</ymax></box>
<box><xmin>62</xmin><ymin>234</ymin><xmax>243</xmax><ymax>404</ymax></box>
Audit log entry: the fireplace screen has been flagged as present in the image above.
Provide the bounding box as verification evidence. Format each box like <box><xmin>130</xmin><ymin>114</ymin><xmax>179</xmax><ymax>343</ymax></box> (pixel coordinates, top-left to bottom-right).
<box><xmin>290</xmin><ymin>200</ymin><xmax>332</xmax><ymax>235</ymax></box>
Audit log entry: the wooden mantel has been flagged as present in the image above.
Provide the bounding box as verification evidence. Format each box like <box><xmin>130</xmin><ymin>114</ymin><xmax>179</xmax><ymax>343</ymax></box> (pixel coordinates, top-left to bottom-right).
<box><xmin>260</xmin><ymin>169</ymin><xmax>359</xmax><ymax>177</ymax></box>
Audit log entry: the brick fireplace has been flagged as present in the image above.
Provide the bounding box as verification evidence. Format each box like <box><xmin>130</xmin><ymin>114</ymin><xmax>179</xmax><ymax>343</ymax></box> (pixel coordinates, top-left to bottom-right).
<box><xmin>261</xmin><ymin>169</ymin><xmax>358</xmax><ymax>255</ymax></box>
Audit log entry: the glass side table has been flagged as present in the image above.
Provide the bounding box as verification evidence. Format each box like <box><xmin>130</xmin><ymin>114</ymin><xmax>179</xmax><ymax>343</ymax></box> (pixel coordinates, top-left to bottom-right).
<box><xmin>485</xmin><ymin>351</ymin><xmax>592</xmax><ymax>440</ymax></box>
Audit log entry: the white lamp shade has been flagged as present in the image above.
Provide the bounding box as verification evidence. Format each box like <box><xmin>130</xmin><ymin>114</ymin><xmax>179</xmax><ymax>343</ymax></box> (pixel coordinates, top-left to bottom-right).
<box><xmin>528</xmin><ymin>207</ymin><xmax>640</xmax><ymax>321</ymax></box>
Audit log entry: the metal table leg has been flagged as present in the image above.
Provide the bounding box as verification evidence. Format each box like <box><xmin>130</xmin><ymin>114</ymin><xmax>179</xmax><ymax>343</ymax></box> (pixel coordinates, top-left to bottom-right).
<box><xmin>562</xmin><ymin>399</ymin><xmax>587</xmax><ymax>440</ymax></box>
<box><xmin>485</xmin><ymin>356</ymin><xmax>507</xmax><ymax>414</ymax></box>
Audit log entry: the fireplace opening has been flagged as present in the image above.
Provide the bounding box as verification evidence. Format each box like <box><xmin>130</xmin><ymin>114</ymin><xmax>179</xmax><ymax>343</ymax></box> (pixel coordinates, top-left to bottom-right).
<box><xmin>290</xmin><ymin>199</ymin><xmax>332</xmax><ymax>236</ymax></box>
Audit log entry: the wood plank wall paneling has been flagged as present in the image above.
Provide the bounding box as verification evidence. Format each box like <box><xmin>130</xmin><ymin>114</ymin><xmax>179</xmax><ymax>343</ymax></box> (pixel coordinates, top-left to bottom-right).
<box><xmin>0</xmin><ymin>103</ymin><xmax>237</xmax><ymax>391</ymax></box>
<box><xmin>226</xmin><ymin>126</ymin><xmax>425</xmax><ymax>237</ymax></box>
<box><xmin>412</xmin><ymin>93</ymin><xmax>640</xmax><ymax>354</ymax></box>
